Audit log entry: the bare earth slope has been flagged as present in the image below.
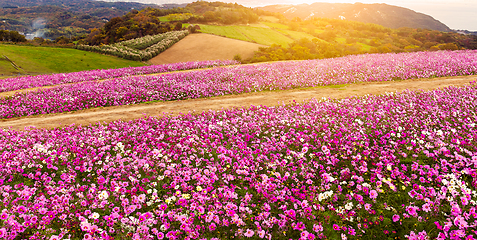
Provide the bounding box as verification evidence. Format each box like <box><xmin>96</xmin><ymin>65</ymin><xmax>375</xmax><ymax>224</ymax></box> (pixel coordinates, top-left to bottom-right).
<box><xmin>0</xmin><ymin>75</ymin><xmax>475</xmax><ymax>131</ymax></box>
<box><xmin>148</xmin><ymin>33</ymin><xmax>265</xmax><ymax>65</ymax></box>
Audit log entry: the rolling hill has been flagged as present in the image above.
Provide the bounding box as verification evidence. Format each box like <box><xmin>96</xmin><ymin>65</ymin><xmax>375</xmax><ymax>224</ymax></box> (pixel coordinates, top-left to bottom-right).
<box><xmin>258</xmin><ymin>2</ymin><xmax>451</xmax><ymax>32</ymax></box>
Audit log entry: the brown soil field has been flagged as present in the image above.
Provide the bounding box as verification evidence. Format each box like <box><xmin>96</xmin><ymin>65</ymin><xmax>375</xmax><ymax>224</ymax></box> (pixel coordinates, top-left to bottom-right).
<box><xmin>0</xmin><ymin>75</ymin><xmax>475</xmax><ymax>131</ymax></box>
<box><xmin>148</xmin><ymin>33</ymin><xmax>265</xmax><ymax>65</ymax></box>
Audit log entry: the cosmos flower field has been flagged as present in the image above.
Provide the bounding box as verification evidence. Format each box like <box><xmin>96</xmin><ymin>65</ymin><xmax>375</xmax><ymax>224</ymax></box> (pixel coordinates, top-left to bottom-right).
<box><xmin>0</xmin><ymin>50</ymin><xmax>476</xmax><ymax>119</ymax></box>
<box><xmin>0</xmin><ymin>60</ymin><xmax>239</xmax><ymax>93</ymax></box>
<box><xmin>1</xmin><ymin>84</ymin><xmax>477</xmax><ymax>240</ymax></box>
<box><xmin>0</xmin><ymin>50</ymin><xmax>477</xmax><ymax>240</ymax></box>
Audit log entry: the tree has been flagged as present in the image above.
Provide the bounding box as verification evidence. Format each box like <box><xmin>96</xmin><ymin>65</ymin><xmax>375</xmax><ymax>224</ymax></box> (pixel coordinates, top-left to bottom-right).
<box><xmin>174</xmin><ymin>22</ymin><xmax>182</xmax><ymax>31</ymax></box>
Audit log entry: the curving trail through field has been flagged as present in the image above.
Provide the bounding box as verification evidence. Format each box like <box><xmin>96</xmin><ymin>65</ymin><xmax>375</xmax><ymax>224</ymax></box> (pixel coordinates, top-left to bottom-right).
<box><xmin>0</xmin><ymin>75</ymin><xmax>475</xmax><ymax>131</ymax></box>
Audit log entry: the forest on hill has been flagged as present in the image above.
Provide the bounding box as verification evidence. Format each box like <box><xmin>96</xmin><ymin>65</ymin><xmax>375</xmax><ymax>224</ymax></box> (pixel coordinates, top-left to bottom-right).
<box><xmin>0</xmin><ymin>0</ymin><xmax>181</xmax><ymax>40</ymax></box>
<box><xmin>80</xmin><ymin>1</ymin><xmax>273</xmax><ymax>46</ymax></box>
<box><xmin>248</xmin><ymin>18</ymin><xmax>477</xmax><ymax>62</ymax></box>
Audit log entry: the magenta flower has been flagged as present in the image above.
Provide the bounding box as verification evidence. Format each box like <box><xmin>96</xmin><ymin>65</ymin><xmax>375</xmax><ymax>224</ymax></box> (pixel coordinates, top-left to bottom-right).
<box><xmin>287</xmin><ymin>209</ymin><xmax>296</xmax><ymax>219</ymax></box>
<box><xmin>333</xmin><ymin>224</ymin><xmax>340</xmax><ymax>231</ymax></box>
<box><xmin>98</xmin><ymin>176</ymin><xmax>106</xmax><ymax>184</ymax></box>
<box><xmin>138</xmin><ymin>214</ymin><xmax>146</xmax><ymax>223</ymax></box>
<box><xmin>209</xmin><ymin>223</ymin><xmax>216</xmax><ymax>231</ymax></box>
<box><xmin>308</xmin><ymin>233</ymin><xmax>316</xmax><ymax>240</ymax></box>
<box><xmin>392</xmin><ymin>214</ymin><xmax>400</xmax><ymax>222</ymax></box>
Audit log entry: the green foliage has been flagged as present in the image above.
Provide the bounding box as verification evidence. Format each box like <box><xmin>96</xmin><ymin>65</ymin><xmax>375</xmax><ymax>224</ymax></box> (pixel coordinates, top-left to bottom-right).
<box><xmin>84</xmin><ymin>7</ymin><xmax>190</xmax><ymax>46</ymax></box>
<box><xmin>233</xmin><ymin>54</ymin><xmax>242</xmax><ymax>63</ymax></box>
<box><xmin>0</xmin><ymin>30</ymin><xmax>27</xmax><ymax>42</ymax></box>
<box><xmin>78</xmin><ymin>30</ymin><xmax>189</xmax><ymax>61</ymax></box>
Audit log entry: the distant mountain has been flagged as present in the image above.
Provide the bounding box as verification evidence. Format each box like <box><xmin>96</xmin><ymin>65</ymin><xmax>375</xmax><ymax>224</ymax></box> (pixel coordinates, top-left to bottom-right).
<box><xmin>0</xmin><ymin>0</ymin><xmax>183</xmax><ymax>10</ymax></box>
<box><xmin>257</xmin><ymin>2</ymin><xmax>451</xmax><ymax>32</ymax></box>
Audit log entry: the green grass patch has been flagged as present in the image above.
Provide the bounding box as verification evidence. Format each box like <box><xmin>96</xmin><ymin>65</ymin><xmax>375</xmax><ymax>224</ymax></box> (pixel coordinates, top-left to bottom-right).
<box><xmin>356</xmin><ymin>42</ymin><xmax>373</xmax><ymax>51</ymax></box>
<box><xmin>195</xmin><ymin>25</ymin><xmax>250</xmax><ymax>42</ymax></box>
<box><xmin>336</xmin><ymin>37</ymin><xmax>346</xmax><ymax>44</ymax></box>
<box><xmin>261</xmin><ymin>22</ymin><xmax>289</xmax><ymax>30</ymax></box>
<box><xmin>276</xmin><ymin>29</ymin><xmax>316</xmax><ymax>41</ymax></box>
<box><xmin>158</xmin><ymin>16</ymin><xmax>170</xmax><ymax>22</ymax></box>
<box><xmin>193</xmin><ymin>24</ymin><xmax>294</xmax><ymax>46</ymax></box>
<box><xmin>0</xmin><ymin>44</ymin><xmax>145</xmax><ymax>77</ymax></box>
<box><xmin>314</xmin><ymin>29</ymin><xmax>325</xmax><ymax>34</ymax></box>
<box><xmin>234</xmin><ymin>26</ymin><xmax>293</xmax><ymax>46</ymax></box>
<box><xmin>259</xmin><ymin>16</ymin><xmax>280</xmax><ymax>23</ymax></box>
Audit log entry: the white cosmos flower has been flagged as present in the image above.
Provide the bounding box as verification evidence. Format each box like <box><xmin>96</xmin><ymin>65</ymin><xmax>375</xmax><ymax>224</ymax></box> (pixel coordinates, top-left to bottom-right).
<box><xmin>98</xmin><ymin>191</ymin><xmax>109</xmax><ymax>200</ymax></box>
<box><xmin>91</xmin><ymin>212</ymin><xmax>100</xmax><ymax>219</ymax></box>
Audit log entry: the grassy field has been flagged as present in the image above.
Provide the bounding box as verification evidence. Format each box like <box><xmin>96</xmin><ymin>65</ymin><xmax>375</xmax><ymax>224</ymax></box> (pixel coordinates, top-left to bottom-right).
<box><xmin>234</xmin><ymin>26</ymin><xmax>293</xmax><ymax>46</ymax></box>
<box><xmin>261</xmin><ymin>22</ymin><xmax>289</xmax><ymax>30</ymax></box>
<box><xmin>276</xmin><ymin>29</ymin><xmax>316</xmax><ymax>41</ymax></box>
<box><xmin>187</xmin><ymin>24</ymin><xmax>295</xmax><ymax>46</ymax></box>
<box><xmin>0</xmin><ymin>44</ymin><xmax>145</xmax><ymax>78</ymax></box>
<box><xmin>192</xmin><ymin>25</ymin><xmax>250</xmax><ymax>42</ymax></box>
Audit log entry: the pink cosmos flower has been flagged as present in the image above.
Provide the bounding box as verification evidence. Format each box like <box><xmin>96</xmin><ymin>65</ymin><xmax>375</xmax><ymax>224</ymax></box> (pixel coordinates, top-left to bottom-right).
<box><xmin>369</xmin><ymin>190</ymin><xmax>378</xmax><ymax>199</ymax></box>
<box><xmin>406</xmin><ymin>206</ymin><xmax>418</xmax><ymax>217</ymax></box>
<box><xmin>258</xmin><ymin>230</ymin><xmax>265</xmax><ymax>238</ymax></box>
<box><xmin>98</xmin><ymin>176</ymin><xmax>106</xmax><ymax>184</ymax></box>
<box><xmin>227</xmin><ymin>209</ymin><xmax>235</xmax><ymax>217</ymax></box>
<box><xmin>244</xmin><ymin>229</ymin><xmax>254</xmax><ymax>238</ymax></box>
<box><xmin>17</xmin><ymin>205</ymin><xmax>26</xmax><ymax>214</ymax></box>
<box><xmin>313</xmin><ymin>224</ymin><xmax>323</xmax><ymax>232</ymax></box>
<box><xmin>81</xmin><ymin>222</ymin><xmax>92</xmax><ymax>232</ymax></box>
<box><xmin>392</xmin><ymin>214</ymin><xmax>400</xmax><ymax>222</ymax></box>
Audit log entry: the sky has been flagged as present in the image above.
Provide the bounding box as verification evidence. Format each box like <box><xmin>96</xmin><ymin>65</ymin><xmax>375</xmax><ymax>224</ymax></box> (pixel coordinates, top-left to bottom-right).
<box><xmin>110</xmin><ymin>0</ymin><xmax>477</xmax><ymax>31</ymax></box>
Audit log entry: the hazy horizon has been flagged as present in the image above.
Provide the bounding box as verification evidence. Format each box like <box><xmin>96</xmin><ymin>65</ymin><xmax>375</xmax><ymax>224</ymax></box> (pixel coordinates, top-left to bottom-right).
<box><xmin>101</xmin><ymin>0</ymin><xmax>477</xmax><ymax>31</ymax></box>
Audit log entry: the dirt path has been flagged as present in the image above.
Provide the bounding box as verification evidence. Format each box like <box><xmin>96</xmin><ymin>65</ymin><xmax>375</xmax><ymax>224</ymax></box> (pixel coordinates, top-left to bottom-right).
<box><xmin>0</xmin><ymin>75</ymin><xmax>475</xmax><ymax>131</ymax></box>
<box><xmin>148</xmin><ymin>33</ymin><xmax>265</xmax><ymax>65</ymax></box>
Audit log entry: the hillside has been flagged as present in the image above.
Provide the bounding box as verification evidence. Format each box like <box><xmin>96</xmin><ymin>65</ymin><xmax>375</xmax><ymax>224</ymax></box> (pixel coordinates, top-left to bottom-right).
<box><xmin>0</xmin><ymin>44</ymin><xmax>145</xmax><ymax>77</ymax></box>
<box><xmin>0</xmin><ymin>0</ymin><xmax>181</xmax><ymax>40</ymax></box>
<box><xmin>258</xmin><ymin>2</ymin><xmax>451</xmax><ymax>32</ymax></box>
<box><xmin>148</xmin><ymin>33</ymin><xmax>264</xmax><ymax>65</ymax></box>
<box><xmin>185</xmin><ymin>18</ymin><xmax>476</xmax><ymax>63</ymax></box>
